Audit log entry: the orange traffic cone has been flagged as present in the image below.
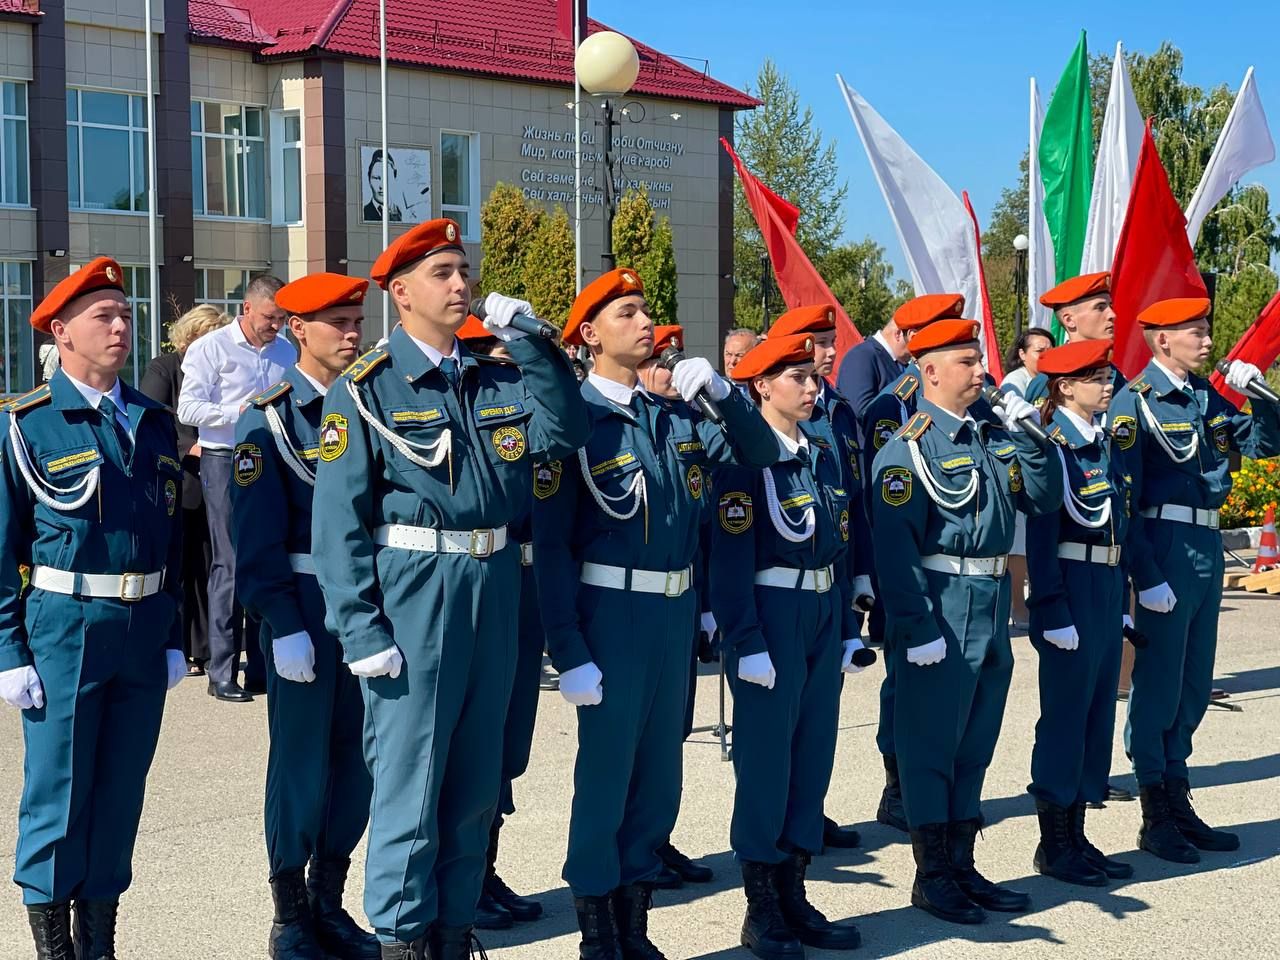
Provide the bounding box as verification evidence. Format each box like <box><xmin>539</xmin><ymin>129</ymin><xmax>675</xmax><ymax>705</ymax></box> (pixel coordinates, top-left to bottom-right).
<box><xmin>1253</xmin><ymin>504</ymin><xmax>1279</xmax><ymax>573</ymax></box>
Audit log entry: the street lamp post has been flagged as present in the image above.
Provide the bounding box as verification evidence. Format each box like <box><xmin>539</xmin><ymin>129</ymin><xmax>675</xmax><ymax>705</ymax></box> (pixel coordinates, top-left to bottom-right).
<box><xmin>575</xmin><ymin>32</ymin><xmax>640</xmax><ymax>275</ymax></box>
<box><xmin>1012</xmin><ymin>233</ymin><xmax>1029</xmax><ymax>339</ymax></box>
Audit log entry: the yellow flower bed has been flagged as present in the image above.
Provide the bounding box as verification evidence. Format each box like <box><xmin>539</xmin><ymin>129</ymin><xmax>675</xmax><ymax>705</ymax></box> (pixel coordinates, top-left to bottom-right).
<box><xmin>1223</xmin><ymin>457</ymin><xmax>1280</xmax><ymax>529</ymax></box>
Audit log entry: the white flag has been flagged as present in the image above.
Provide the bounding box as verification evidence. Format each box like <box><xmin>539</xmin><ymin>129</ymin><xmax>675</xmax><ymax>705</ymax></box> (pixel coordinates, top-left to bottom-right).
<box><xmin>836</xmin><ymin>75</ymin><xmax>988</xmax><ymax>359</ymax></box>
<box><xmin>1080</xmin><ymin>43</ymin><xmax>1143</xmax><ymax>274</ymax></box>
<box><xmin>1185</xmin><ymin>66</ymin><xmax>1275</xmax><ymax>246</ymax></box>
<box><xmin>1028</xmin><ymin>78</ymin><xmax>1056</xmax><ymax>331</ymax></box>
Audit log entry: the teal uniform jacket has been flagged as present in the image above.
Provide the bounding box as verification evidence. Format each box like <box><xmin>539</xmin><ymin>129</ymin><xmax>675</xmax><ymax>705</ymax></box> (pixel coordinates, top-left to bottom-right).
<box><xmin>0</xmin><ymin>371</ymin><xmax>182</xmax><ymax>904</ymax></box>
<box><xmin>230</xmin><ymin>367</ymin><xmax>371</xmax><ymax>877</ymax></box>
<box><xmin>310</xmin><ymin>328</ymin><xmax>588</xmax><ymax>940</ymax></box>
<box><xmin>811</xmin><ymin>382</ymin><xmax>872</xmax><ymax>580</ymax></box>
<box><xmin>1111</xmin><ymin>361</ymin><xmax>1280</xmax><ymax>786</ymax></box>
<box><xmin>1026</xmin><ymin>409</ymin><xmax>1131</xmax><ymax>807</ymax></box>
<box><xmin>871</xmin><ymin>397</ymin><xmax>1062</xmax><ymax>827</ymax></box>
<box><xmin>711</xmin><ymin>421</ymin><xmax>856</xmax><ymax>862</ymax></box>
<box><xmin>533</xmin><ymin>378</ymin><xmax>776</xmax><ymax>897</ymax></box>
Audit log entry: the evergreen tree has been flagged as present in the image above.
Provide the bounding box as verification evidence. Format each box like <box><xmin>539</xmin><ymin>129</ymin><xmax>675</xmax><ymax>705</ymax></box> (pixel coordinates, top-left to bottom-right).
<box><xmin>521</xmin><ymin>206</ymin><xmax>577</xmax><ymax>324</ymax></box>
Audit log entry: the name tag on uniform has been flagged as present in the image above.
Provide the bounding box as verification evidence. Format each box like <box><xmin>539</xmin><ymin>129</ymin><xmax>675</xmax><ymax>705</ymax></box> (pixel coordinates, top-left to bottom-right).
<box><xmin>675</xmin><ymin>440</ymin><xmax>704</xmax><ymax>455</ymax></box>
<box><xmin>45</xmin><ymin>449</ymin><xmax>102</xmax><ymax>475</ymax></box>
<box><xmin>300</xmin><ymin>446</ymin><xmax>320</xmax><ymax>461</ymax></box>
<box><xmin>990</xmin><ymin>444</ymin><xmax>1017</xmax><ymax>458</ymax></box>
<box><xmin>391</xmin><ymin>408</ymin><xmax>444</xmax><ymax>425</ymax></box>
<box><xmin>1160</xmin><ymin>421</ymin><xmax>1194</xmax><ymax>434</ymax></box>
<box><xmin>474</xmin><ymin>402</ymin><xmax>525</xmax><ymax>422</ymax></box>
<box><xmin>1208</xmin><ymin>413</ymin><xmax>1229</xmax><ymax>428</ymax></box>
<box><xmin>1077</xmin><ymin>481</ymin><xmax>1111</xmax><ymax>497</ymax></box>
<box><xmin>938</xmin><ymin>455</ymin><xmax>975</xmax><ymax>469</ymax></box>
<box><xmin>157</xmin><ymin>454</ymin><xmax>182</xmax><ymax>472</ymax></box>
<box><xmin>591</xmin><ymin>452</ymin><xmax>637</xmax><ymax>476</ymax></box>
<box><xmin>780</xmin><ymin>493</ymin><xmax>815</xmax><ymax>509</ymax></box>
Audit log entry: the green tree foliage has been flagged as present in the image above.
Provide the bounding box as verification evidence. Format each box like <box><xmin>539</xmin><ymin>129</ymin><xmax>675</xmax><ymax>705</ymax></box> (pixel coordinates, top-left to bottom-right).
<box><xmin>478</xmin><ymin>183</ymin><xmax>543</xmax><ymax>301</ymax></box>
<box><xmin>520</xmin><ymin>206</ymin><xmax>577</xmax><ymax>324</ymax></box>
<box><xmin>612</xmin><ymin>187</ymin><xmax>680</xmax><ymax>324</ymax></box>
<box><xmin>817</xmin><ymin>239</ymin><xmax>912</xmax><ymax>336</ymax></box>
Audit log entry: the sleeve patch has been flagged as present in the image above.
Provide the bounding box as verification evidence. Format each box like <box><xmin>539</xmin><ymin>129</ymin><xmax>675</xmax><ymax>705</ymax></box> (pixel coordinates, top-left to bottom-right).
<box><xmin>881</xmin><ymin>466</ymin><xmax>913</xmax><ymax>506</ymax></box>
<box><xmin>872</xmin><ymin>418</ymin><xmax>900</xmax><ymax>449</ymax></box>
<box><xmin>718</xmin><ymin>492</ymin><xmax>753</xmax><ymax>533</ymax></box>
<box><xmin>319</xmin><ymin>413</ymin><xmax>349</xmax><ymax>462</ymax></box>
<box><xmin>533</xmin><ymin>460</ymin><xmax>562</xmax><ymax>499</ymax></box>
<box><xmin>233</xmin><ymin>442</ymin><xmax>263</xmax><ymax>486</ymax></box>
<box><xmin>1112</xmin><ymin>415</ymin><xmax>1137</xmax><ymax>450</ymax></box>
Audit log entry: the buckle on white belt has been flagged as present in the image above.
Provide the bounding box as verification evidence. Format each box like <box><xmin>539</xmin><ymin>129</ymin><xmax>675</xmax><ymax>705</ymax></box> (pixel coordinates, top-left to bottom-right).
<box><xmin>470</xmin><ymin>529</ymin><xmax>493</xmax><ymax>558</ymax></box>
<box><xmin>120</xmin><ymin>572</ymin><xmax>146</xmax><ymax>602</ymax></box>
<box><xmin>665</xmin><ymin>570</ymin><xmax>686</xmax><ymax>597</ymax></box>
<box><xmin>814</xmin><ymin>567</ymin><xmax>833</xmax><ymax>593</ymax></box>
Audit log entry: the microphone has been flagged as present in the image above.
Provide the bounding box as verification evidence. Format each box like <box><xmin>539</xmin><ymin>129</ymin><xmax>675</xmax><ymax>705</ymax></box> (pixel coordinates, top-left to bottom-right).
<box><xmin>851</xmin><ymin>647</ymin><xmax>878</xmax><ymax>669</ymax></box>
<box><xmin>1123</xmin><ymin>623</ymin><xmax>1149</xmax><ymax>650</ymax></box>
<box><xmin>658</xmin><ymin>346</ymin><xmax>725</xmax><ymax>424</ymax></box>
<box><xmin>468</xmin><ymin>297</ymin><xmax>561</xmax><ymax>341</ymax></box>
<box><xmin>982</xmin><ymin>386</ymin><xmax>1051</xmax><ymax>444</ymax></box>
<box><xmin>1215</xmin><ymin>360</ymin><xmax>1280</xmax><ymax>403</ymax></box>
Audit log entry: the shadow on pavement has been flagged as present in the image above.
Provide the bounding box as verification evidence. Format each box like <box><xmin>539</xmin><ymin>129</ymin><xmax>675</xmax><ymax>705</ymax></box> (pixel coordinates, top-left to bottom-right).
<box><xmin>1212</xmin><ymin>665</ymin><xmax>1280</xmax><ymax>696</ymax></box>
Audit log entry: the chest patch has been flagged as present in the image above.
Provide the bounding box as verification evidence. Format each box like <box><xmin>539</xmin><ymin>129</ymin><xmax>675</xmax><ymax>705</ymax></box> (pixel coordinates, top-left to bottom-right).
<box><xmin>1112</xmin><ymin>415</ymin><xmax>1137</xmax><ymax>450</ymax></box>
<box><xmin>1077</xmin><ymin>480</ymin><xmax>1110</xmax><ymax>497</ymax></box>
<box><xmin>686</xmin><ymin>463</ymin><xmax>704</xmax><ymax>499</ymax></box>
<box><xmin>780</xmin><ymin>493</ymin><xmax>815</xmax><ymax>509</ymax></box>
<box><xmin>591</xmin><ymin>452</ymin><xmax>637</xmax><ymax>476</ymax></box>
<box><xmin>873</xmin><ymin>418</ymin><xmax>900</xmax><ymax>449</ymax></box>
<box><xmin>319</xmin><ymin>414</ymin><xmax>349</xmax><ymax>462</ymax></box>
<box><xmin>534</xmin><ymin>460</ymin><xmax>562</xmax><ymax>499</ymax></box>
<box><xmin>1008</xmin><ymin>460</ymin><xmax>1024</xmax><ymax>494</ymax></box>
<box><xmin>939</xmin><ymin>455</ymin><xmax>975</xmax><ymax>470</ymax></box>
<box><xmin>391</xmin><ymin>408</ymin><xmax>444</xmax><ymax>425</ymax></box>
<box><xmin>233</xmin><ymin>442</ymin><xmax>263</xmax><ymax>486</ymax></box>
<box><xmin>492</xmin><ymin>425</ymin><xmax>526</xmax><ymax>462</ymax></box>
<box><xmin>719</xmin><ymin>491</ymin><xmax>753</xmax><ymax>534</ymax></box>
<box><xmin>881</xmin><ymin>466</ymin><xmax>912</xmax><ymax>506</ymax></box>
<box><xmin>45</xmin><ymin>449</ymin><xmax>101</xmax><ymax>475</ymax></box>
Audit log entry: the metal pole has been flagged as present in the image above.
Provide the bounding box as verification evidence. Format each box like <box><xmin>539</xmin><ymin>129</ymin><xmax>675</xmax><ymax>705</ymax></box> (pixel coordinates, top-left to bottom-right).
<box><xmin>760</xmin><ymin>252</ymin><xmax>771</xmax><ymax>330</ymax></box>
<box><xmin>1013</xmin><ymin>248</ymin><xmax>1026</xmax><ymax>339</ymax></box>
<box><xmin>573</xmin><ymin>0</ymin><xmax>583</xmax><ymax>294</ymax></box>
<box><xmin>380</xmin><ymin>0</ymin><xmax>389</xmax><ymax>339</ymax></box>
<box><xmin>143</xmin><ymin>0</ymin><xmax>159</xmax><ymax>377</ymax></box>
<box><xmin>601</xmin><ymin>97</ymin><xmax>615</xmax><ymax>274</ymax></box>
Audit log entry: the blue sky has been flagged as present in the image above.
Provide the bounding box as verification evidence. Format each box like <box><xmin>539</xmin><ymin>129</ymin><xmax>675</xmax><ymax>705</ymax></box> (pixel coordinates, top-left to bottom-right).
<box><xmin>593</xmin><ymin>0</ymin><xmax>1280</xmax><ymax>280</ymax></box>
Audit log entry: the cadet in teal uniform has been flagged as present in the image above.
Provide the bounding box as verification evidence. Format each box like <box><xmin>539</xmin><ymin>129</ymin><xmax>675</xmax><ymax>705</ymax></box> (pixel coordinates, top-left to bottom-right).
<box><xmin>1020</xmin><ymin>273</ymin><xmax>1127</xmax><ymax>409</ymax></box>
<box><xmin>310</xmin><ymin>219</ymin><xmax>590</xmax><ymax>960</ymax></box>
<box><xmin>712</xmin><ymin>333</ymin><xmax>866</xmax><ymax>960</ymax></box>
<box><xmin>231</xmin><ymin>273</ymin><xmax>378</xmax><ymax>960</ymax></box>
<box><xmin>534</xmin><ymin>269</ymin><xmax>776</xmax><ymax>960</ymax></box>
<box><xmin>1111</xmin><ymin>297</ymin><xmax>1280</xmax><ymax>864</ymax></box>
<box><xmin>872</xmin><ymin>319</ymin><xmax>1062</xmax><ymax>925</ymax></box>
<box><xmin>1025</xmin><ymin>339</ymin><xmax>1134</xmax><ymax>887</ymax></box>
<box><xmin>859</xmin><ymin>294</ymin><xmax>969</xmax><ymax>835</ymax></box>
<box><xmin>0</xmin><ymin>258</ymin><xmax>187</xmax><ymax>960</ymax></box>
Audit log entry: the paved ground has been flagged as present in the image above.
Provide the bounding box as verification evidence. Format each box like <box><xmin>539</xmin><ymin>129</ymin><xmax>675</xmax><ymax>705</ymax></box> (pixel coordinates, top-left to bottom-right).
<box><xmin>2</xmin><ymin>583</ymin><xmax>1278</xmax><ymax>959</ymax></box>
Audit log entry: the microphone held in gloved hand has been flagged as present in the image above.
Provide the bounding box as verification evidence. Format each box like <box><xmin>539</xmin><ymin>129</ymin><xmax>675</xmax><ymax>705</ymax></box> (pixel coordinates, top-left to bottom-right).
<box><xmin>1215</xmin><ymin>360</ymin><xmax>1280</xmax><ymax>403</ymax></box>
<box><xmin>982</xmin><ymin>386</ymin><xmax>1051</xmax><ymax>444</ymax></box>
<box><xmin>659</xmin><ymin>346</ymin><xmax>725</xmax><ymax>424</ymax></box>
<box><xmin>468</xmin><ymin>296</ymin><xmax>561</xmax><ymax>341</ymax></box>
<box><xmin>851</xmin><ymin>647</ymin><xmax>878</xmax><ymax>668</ymax></box>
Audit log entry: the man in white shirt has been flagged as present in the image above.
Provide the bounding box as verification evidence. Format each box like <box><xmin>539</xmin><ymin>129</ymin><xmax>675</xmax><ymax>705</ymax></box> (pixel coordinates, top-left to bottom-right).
<box><xmin>178</xmin><ymin>275</ymin><xmax>294</xmax><ymax>702</ymax></box>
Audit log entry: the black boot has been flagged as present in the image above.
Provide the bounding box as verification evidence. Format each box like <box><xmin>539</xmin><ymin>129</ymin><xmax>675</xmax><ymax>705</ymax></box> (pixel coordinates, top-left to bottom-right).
<box><xmin>1165</xmin><ymin>777</ymin><xmax>1240</xmax><ymax>852</ymax></box>
<box><xmin>876</xmin><ymin>755</ymin><xmax>908</xmax><ymax>833</ymax></box>
<box><xmin>473</xmin><ymin>885</ymin><xmax>513</xmax><ymax>931</ymax></box>
<box><xmin>379</xmin><ymin>939</ymin><xmax>429</xmax><ymax>960</ymax></box>
<box><xmin>1032</xmin><ymin>801</ymin><xmax>1107</xmax><ymax>887</ymax></box>
<box><xmin>72</xmin><ymin>899</ymin><xmax>120</xmax><ymax>960</ymax></box>
<box><xmin>573</xmin><ymin>895</ymin><xmax>623</xmax><ymax>960</ymax></box>
<box><xmin>948</xmin><ymin>819</ymin><xmax>1030</xmax><ymax>913</ymax></box>
<box><xmin>1137</xmin><ymin>783</ymin><xmax>1200</xmax><ymax>863</ymax></box>
<box><xmin>909</xmin><ymin>825</ymin><xmax>984</xmax><ymax>925</ymax></box>
<box><xmin>774</xmin><ymin>849</ymin><xmax>861</xmax><ymax>949</ymax></box>
<box><xmin>26</xmin><ymin>903</ymin><xmax>74</xmax><ymax>960</ymax></box>
<box><xmin>432</xmin><ymin>926</ymin><xmax>483</xmax><ymax>960</ymax></box>
<box><xmin>269</xmin><ymin>869</ymin><xmax>325</xmax><ymax>959</ymax></box>
<box><xmin>822</xmin><ymin>816</ymin><xmax>862</xmax><ymax>850</ymax></box>
<box><xmin>1071</xmin><ymin>802</ymin><xmax>1133</xmax><ymax>879</ymax></box>
<box><xmin>308</xmin><ymin>858</ymin><xmax>381</xmax><ymax>958</ymax></box>
<box><xmin>612</xmin><ymin>885</ymin><xmax>666</xmax><ymax>960</ymax></box>
<box><xmin>657</xmin><ymin>840</ymin><xmax>713</xmax><ymax>883</ymax></box>
<box><xmin>739</xmin><ymin>861</ymin><xmax>804</xmax><ymax>960</ymax></box>
<box><xmin>484</xmin><ymin>821</ymin><xmax>543</xmax><ymax>921</ymax></box>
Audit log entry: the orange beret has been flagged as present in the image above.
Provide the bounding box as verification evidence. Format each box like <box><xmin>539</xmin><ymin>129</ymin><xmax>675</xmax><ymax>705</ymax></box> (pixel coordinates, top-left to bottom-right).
<box><xmin>1138</xmin><ymin>297</ymin><xmax>1211</xmax><ymax>328</ymax></box>
<box><xmin>29</xmin><ymin>256</ymin><xmax>125</xmax><ymax>334</ymax></box>
<box><xmin>907</xmin><ymin>319</ymin><xmax>980</xmax><ymax>358</ymax></box>
<box><xmin>767</xmin><ymin>304</ymin><xmax>836</xmax><ymax>338</ymax></box>
<box><xmin>894</xmin><ymin>293</ymin><xmax>965</xmax><ymax>332</ymax></box>
<box><xmin>650</xmin><ymin>324</ymin><xmax>683</xmax><ymax>358</ymax></box>
<box><xmin>731</xmin><ymin>333</ymin><xmax>815</xmax><ymax>382</ymax></box>
<box><xmin>563</xmin><ymin>268</ymin><xmax>645</xmax><ymax>346</ymax></box>
<box><xmin>370</xmin><ymin>218</ymin><xmax>465</xmax><ymax>289</ymax></box>
<box><xmin>275</xmin><ymin>273</ymin><xmax>368</xmax><ymax>316</ymax></box>
<box><xmin>1038</xmin><ymin>338</ymin><xmax>1113</xmax><ymax>377</ymax></box>
<box><xmin>1039</xmin><ymin>271</ymin><xmax>1110</xmax><ymax>309</ymax></box>
<box><xmin>455</xmin><ymin>314</ymin><xmax>494</xmax><ymax>342</ymax></box>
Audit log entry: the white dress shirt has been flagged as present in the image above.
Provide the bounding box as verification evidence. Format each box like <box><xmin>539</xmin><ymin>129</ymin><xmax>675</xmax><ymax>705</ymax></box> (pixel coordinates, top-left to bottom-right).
<box><xmin>406</xmin><ymin>333</ymin><xmax>461</xmax><ymax>367</ymax></box>
<box><xmin>1060</xmin><ymin>406</ymin><xmax>1102</xmax><ymax>444</ymax></box>
<box><xmin>1152</xmin><ymin>358</ymin><xmax>1191</xmax><ymax>393</ymax></box>
<box><xmin>297</xmin><ymin>367</ymin><xmax>330</xmax><ymax>397</ymax></box>
<box><xmin>588</xmin><ymin>372</ymin><xmax>648</xmax><ymax>409</ymax></box>
<box><xmin>872</xmin><ymin>329</ymin><xmax>897</xmax><ymax>361</ymax></box>
<box><xmin>177</xmin><ymin>320</ymin><xmax>296</xmax><ymax>449</ymax></box>
<box><xmin>62</xmin><ymin>371</ymin><xmax>131</xmax><ymax>439</ymax></box>
<box><xmin>772</xmin><ymin>425</ymin><xmax>809</xmax><ymax>457</ymax></box>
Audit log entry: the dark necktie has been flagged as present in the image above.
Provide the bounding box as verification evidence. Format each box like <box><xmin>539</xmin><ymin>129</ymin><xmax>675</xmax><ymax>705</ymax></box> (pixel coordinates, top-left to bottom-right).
<box><xmin>438</xmin><ymin>357</ymin><xmax>459</xmax><ymax>391</ymax></box>
<box><xmin>99</xmin><ymin>395</ymin><xmax>132</xmax><ymax>458</ymax></box>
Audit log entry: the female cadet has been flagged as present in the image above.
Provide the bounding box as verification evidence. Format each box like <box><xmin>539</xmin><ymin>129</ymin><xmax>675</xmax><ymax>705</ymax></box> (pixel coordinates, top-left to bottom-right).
<box><xmin>711</xmin><ymin>334</ymin><xmax>865</xmax><ymax>960</ymax></box>
<box><xmin>1026</xmin><ymin>339</ymin><xmax>1134</xmax><ymax>887</ymax></box>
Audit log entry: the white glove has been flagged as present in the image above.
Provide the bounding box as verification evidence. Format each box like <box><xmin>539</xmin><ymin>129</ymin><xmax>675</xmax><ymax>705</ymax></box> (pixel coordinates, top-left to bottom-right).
<box><xmin>997</xmin><ymin>393</ymin><xmax>1038</xmax><ymax>433</ymax></box>
<box><xmin>1043</xmin><ymin>624</ymin><xmax>1080</xmax><ymax>651</ymax></box>
<box><xmin>841</xmin><ymin>637</ymin><xmax>867</xmax><ymax>673</ymax></box>
<box><xmin>1123</xmin><ymin>614</ymin><xmax>1134</xmax><ymax>631</ymax></box>
<box><xmin>700</xmin><ymin>612</ymin><xmax>717</xmax><ymax>643</ymax></box>
<box><xmin>1225</xmin><ymin>360</ymin><xmax>1263</xmax><ymax>392</ymax></box>
<box><xmin>907</xmin><ymin>637</ymin><xmax>947</xmax><ymax>666</ymax></box>
<box><xmin>1138</xmin><ymin>582</ymin><xmax>1177</xmax><ymax>613</ymax></box>
<box><xmin>672</xmin><ymin>357</ymin><xmax>731</xmax><ymax>403</ymax></box>
<box><xmin>0</xmin><ymin>665</ymin><xmax>44</xmax><ymax>710</ymax></box>
<box><xmin>349</xmin><ymin>646</ymin><xmax>404</xmax><ymax>679</ymax></box>
<box><xmin>853</xmin><ymin>575</ymin><xmax>875</xmax><ymax>608</ymax></box>
<box><xmin>481</xmin><ymin>292</ymin><xmax>533</xmax><ymax>342</ymax></box>
<box><xmin>559</xmin><ymin>661</ymin><xmax>604</xmax><ymax>706</ymax></box>
<box><xmin>165</xmin><ymin>650</ymin><xmax>187</xmax><ymax>690</ymax></box>
<box><xmin>738</xmin><ymin>651</ymin><xmax>776</xmax><ymax>689</ymax></box>
<box><xmin>273</xmin><ymin>631</ymin><xmax>317</xmax><ymax>684</ymax></box>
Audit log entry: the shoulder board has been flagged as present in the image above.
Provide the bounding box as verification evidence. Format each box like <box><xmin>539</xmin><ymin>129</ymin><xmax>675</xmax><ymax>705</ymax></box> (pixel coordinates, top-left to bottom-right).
<box><xmin>1048</xmin><ymin>425</ymin><xmax>1067</xmax><ymax>446</ymax></box>
<box><xmin>1128</xmin><ymin>377</ymin><xmax>1151</xmax><ymax>395</ymax></box>
<box><xmin>345</xmin><ymin>347</ymin><xmax>389</xmax><ymax>383</ymax></box>
<box><xmin>249</xmin><ymin>381</ymin><xmax>292</xmax><ymax>408</ymax></box>
<box><xmin>893</xmin><ymin>373</ymin><xmax>920</xmax><ymax>401</ymax></box>
<box><xmin>897</xmin><ymin>411</ymin><xmax>932</xmax><ymax>441</ymax></box>
<box><xmin>9</xmin><ymin>384</ymin><xmax>51</xmax><ymax>414</ymax></box>
<box><xmin>473</xmin><ymin>354</ymin><xmax>517</xmax><ymax>367</ymax></box>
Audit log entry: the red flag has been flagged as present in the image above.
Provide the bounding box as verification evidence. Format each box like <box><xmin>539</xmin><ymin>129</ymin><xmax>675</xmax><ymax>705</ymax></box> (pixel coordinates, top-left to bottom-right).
<box><xmin>720</xmin><ymin>138</ymin><xmax>862</xmax><ymax>375</ymax></box>
<box><xmin>1110</xmin><ymin>119</ymin><xmax>1209</xmax><ymax>378</ymax></box>
<box><xmin>1210</xmin><ymin>291</ymin><xmax>1280</xmax><ymax>408</ymax></box>
<box><xmin>961</xmin><ymin>190</ymin><xmax>1005</xmax><ymax>382</ymax></box>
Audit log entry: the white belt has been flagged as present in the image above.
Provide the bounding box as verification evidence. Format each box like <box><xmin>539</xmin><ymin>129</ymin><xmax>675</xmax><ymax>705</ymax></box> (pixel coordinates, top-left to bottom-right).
<box><xmin>30</xmin><ymin>565</ymin><xmax>165</xmax><ymax>602</ymax></box>
<box><xmin>921</xmin><ymin>553</ymin><xmax>1009</xmax><ymax>577</ymax></box>
<box><xmin>288</xmin><ymin>553</ymin><xmax>316</xmax><ymax>576</ymax></box>
<box><xmin>754</xmin><ymin>565</ymin><xmax>835</xmax><ymax>593</ymax></box>
<box><xmin>1141</xmin><ymin>505</ymin><xmax>1220</xmax><ymax>530</ymax></box>
<box><xmin>373</xmin><ymin>523</ymin><xmax>508</xmax><ymax>558</ymax></box>
<box><xmin>1057</xmin><ymin>543</ymin><xmax>1123</xmax><ymax>566</ymax></box>
<box><xmin>580</xmin><ymin>561</ymin><xmax>692</xmax><ymax>597</ymax></box>
<box><xmin>520</xmin><ymin>542</ymin><xmax>533</xmax><ymax>567</ymax></box>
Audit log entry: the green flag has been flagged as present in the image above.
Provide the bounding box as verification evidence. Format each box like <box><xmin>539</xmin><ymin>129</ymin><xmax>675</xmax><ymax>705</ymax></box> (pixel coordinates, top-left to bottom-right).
<box><xmin>1038</xmin><ymin>31</ymin><xmax>1094</xmax><ymax>342</ymax></box>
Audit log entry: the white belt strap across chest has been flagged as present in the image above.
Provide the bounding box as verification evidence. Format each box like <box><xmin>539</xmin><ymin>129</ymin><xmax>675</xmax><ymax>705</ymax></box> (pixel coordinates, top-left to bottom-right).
<box><xmin>754</xmin><ymin>564</ymin><xmax>834</xmax><ymax>592</ymax></box>
<box><xmin>373</xmin><ymin>522</ymin><xmax>509</xmax><ymax>557</ymax></box>
<box><xmin>921</xmin><ymin>553</ymin><xmax>1009</xmax><ymax>577</ymax></box>
<box><xmin>1141</xmin><ymin>505</ymin><xmax>1220</xmax><ymax>529</ymax></box>
<box><xmin>580</xmin><ymin>561</ymin><xmax>692</xmax><ymax>597</ymax></box>
<box><xmin>1057</xmin><ymin>542</ymin><xmax>1123</xmax><ymax>566</ymax></box>
<box><xmin>30</xmin><ymin>565</ymin><xmax>165</xmax><ymax>601</ymax></box>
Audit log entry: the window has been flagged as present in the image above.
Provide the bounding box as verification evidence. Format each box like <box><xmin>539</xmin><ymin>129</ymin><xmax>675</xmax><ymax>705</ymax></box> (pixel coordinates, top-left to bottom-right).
<box><xmin>440</xmin><ymin>131</ymin><xmax>479</xmax><ymax>239</ymax></box>
<box><xmin>66</xmin><ymin>89</ymin><xmax>148</xmax><ymax>212</ymax></box>
<box><xmin>1</xmin><ymin>261</ymin><xmax>33</xmax><ymax>394</ymax></box>
<box><xmin>271</xmin><ymin>110</ymin><xmax>303</xmax><ymax>224</ymax></box>
<box><xmin>1</xmin><ymin>82</ymin><xmax>29</xmax><ymax>206</ymax></box>
<box><xmin>120</xmin><ymin>265</ymin><xmax>154</xmax><ymax>386</ymax></box>
<box><xmin>195</xmin><ymin>268</ymin><xmax>252</xmax><ymax>315</ymax></box>
<box><xmin>191</xmin><ymin>102</ymin><xmax>266</xmax><ymax>219</ymax></box>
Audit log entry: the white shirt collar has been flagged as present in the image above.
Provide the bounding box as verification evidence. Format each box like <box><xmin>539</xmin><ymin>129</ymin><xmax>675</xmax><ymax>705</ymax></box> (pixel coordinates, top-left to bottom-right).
<box><xmin>1152</xmin><ymin>358</ymin><xmax>1191</xmax><ymax>392</ymax></box>
<box><xmin>772</xmin><ymin>425</ymin><xmax>809</xmax><ymax>457</ymax></box>
<box><xmin>406</xmin><ymin>332</ymin><xmax>461</xmax><ymax>368</ymax></box>
<box><xmin>931</xmin><ymin>404</ymin><xmax>978</xmax><ymax>432</ymax></box>
<box><xmin>62</xmin><ymin>370</ymin><xmax>124</xmax><ymax>412</ymax></box>
<box><xmin>588</xmin><ymin>372</ymin><xmax>648</xmax><ymax>408</ymax></box>
<box><xmin>296</xmin><ymin>366</ymin><xmax>329</xmax><ymax>397</ymax></box>
<box><xmin>1061</xmin><ymin>406</ymin><xmax>1101</xmax><ymax>443</ymax></box>
<box><xmin>872</xmin><ymin>329</ymin><xmax>897</xmax><ymax>359</ymax></box>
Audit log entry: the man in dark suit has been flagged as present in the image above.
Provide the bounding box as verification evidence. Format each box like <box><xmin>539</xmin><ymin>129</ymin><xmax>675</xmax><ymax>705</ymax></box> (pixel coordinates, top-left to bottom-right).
<box><xmin>836</xmin><ymin>315</ymin><xmax>909</xmax><ymax>423</ymax></box>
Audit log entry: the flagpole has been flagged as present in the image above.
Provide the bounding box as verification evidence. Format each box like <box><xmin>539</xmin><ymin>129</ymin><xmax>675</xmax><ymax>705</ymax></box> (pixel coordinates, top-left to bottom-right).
<box><xmin>573</xmin><ymin>0</ymin><xmax>583</xmax><ymax>294</ymax></box>
<box><xmin>380</xmin><ymin>0</ymin><xmax>389</xmax><ymax>339</ymax></box>
<box><xmin>143</xmin><ymin>0</ymin><xmax>158</xmax><ymax>379</ymax></box>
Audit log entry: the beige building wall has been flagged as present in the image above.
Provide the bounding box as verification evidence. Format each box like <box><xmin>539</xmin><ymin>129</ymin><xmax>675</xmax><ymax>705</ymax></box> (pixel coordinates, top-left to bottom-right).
<box><xmin>0</xmin><ymin>20</ymin><xmax>34</xmax><ymax>262</ymax></box>
<box><xmin>65</xmin><ymin>0</ymin><xmax>164</xmax><ymax>35</ymax></box>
